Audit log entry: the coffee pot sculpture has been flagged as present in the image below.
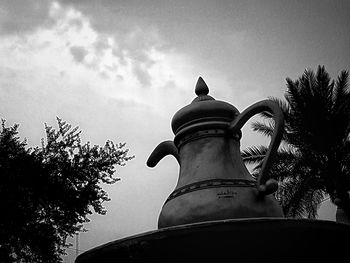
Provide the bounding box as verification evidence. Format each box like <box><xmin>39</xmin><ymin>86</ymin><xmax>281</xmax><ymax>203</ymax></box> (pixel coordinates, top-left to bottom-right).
<box><xmin>147</xmin><ymin>77</ymin><xmax>285</xmax><ymax>229</ymax></box>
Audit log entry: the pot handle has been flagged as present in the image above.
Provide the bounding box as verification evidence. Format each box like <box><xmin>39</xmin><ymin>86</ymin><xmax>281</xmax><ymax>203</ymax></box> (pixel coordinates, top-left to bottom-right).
<box><xmin>147</xmin><ymin>141</ymin><xmax>179</xmax><ymax>167</ymax></box>
<box><xmin>227</xmin><ymin>100</ymin><xmax>284</xmax><ymax>195</ymax></box>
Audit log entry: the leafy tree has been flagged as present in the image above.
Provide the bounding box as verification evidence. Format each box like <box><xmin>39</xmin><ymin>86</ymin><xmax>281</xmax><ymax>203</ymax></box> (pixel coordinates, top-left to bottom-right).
<box><xmin>0</xmin><ymin>118</ymin><xmax>133</xmax><ymax>262</ymax></box>
<box><xmin>242</xmin><ymin>66</ymin><xmax>350</xmax><ymax>220</ymax></box>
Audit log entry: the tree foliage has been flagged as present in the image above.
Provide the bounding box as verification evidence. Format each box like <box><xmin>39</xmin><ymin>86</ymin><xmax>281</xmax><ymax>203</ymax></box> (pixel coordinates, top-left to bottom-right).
<box><xmin>242</xmin><ymin>66</ymin><xmax>350</xmax><ymax>218</ymax></box>
<box><xmin>0</xmin><ymin>118</ymin><xmax>133</xmax><ymax>262</ymax></box>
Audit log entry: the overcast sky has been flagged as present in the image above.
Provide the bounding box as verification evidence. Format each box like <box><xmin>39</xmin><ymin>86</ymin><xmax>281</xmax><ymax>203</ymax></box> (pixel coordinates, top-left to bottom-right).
<box><xmin>1</xmin><ymin>0</ymin><xmax>349</xmax><ymax>262</ymax></box>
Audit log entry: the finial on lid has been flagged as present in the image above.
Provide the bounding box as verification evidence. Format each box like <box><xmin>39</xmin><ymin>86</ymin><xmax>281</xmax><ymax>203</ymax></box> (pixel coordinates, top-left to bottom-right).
<box><xmin>195</xmin><ymin>77</ymin><xmax>209</xmax><ymax>96</ymax></box>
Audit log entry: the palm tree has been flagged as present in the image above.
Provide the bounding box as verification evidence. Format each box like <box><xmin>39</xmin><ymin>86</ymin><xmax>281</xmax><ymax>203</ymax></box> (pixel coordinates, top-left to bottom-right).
<box><xmin>242</xmin><ymin>66</ymin><xmax>350</xmax><ymax>221</ymax></box>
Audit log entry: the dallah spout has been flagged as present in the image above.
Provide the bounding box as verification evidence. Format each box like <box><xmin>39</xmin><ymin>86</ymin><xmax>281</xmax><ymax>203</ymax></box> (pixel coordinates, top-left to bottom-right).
<box><xmin>147</xmin><ymin>141</ymin><xmax>179</xmax><ymax>167</ymax></box>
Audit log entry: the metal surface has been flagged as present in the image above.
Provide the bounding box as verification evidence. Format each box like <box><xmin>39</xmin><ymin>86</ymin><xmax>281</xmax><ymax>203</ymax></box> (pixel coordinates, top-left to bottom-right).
<box><xmin>171</xmin><ymin>77</ymin><xmax>239</xmax><ymax>137</ymax></box>
<box><xmin>75</xmin><ymin>218</ymin><xmax>350</xmax><ymax>263</ymax></box>
<box><xmin>147</xmin><ymin>77</ymin><xmax>285</xmax><ymax>228</ymax></box>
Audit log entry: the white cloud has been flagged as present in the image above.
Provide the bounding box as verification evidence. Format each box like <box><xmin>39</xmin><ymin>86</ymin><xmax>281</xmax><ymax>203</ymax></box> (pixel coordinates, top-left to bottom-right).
<box><xmin>0</xmin><ymin>1</ymin><xmax>199</xmax><ymax>120</ymax></box>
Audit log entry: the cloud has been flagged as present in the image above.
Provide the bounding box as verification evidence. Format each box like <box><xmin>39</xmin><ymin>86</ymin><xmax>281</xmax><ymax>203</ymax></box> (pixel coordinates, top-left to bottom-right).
<box><xmin>70</xmin><ymin>45</ymin><xmax>87</xmax><ymax>63</ymax></box>
<box><xmin>0</xmin><ymin>0</ymin><xmax>53</xmax><ymax>35</ymax></box>
<box><xmin>132</xmin><ymin>63</ymin><xmax>151</xmax><ymax>87</ymax></box>
<box><xmin>0</xmin><ymin>1</ymin><xmax>198</xmax><ymax>122</ymax></box>
<box><xmin>93</xmin><ymin>36</ymin><xmax>110</xmax><ymax>55</ymax></box>
<box><xmin>0</xmin><ymin>0</ymin><xmax>197</xmax><ymax>90</ymax></box>
<box><xmin>55</xmin><ymin>1</ymin><xmax>168</xmax><ymax>87</ymax></box>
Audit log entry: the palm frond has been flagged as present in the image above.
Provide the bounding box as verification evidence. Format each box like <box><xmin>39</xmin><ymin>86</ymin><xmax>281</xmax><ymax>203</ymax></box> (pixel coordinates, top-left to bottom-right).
<box><xmin>248</xmin><ymin>146</ymin><xmax>297</xmax><ymax>178</ymax></box>
<box><xmin>286</xmin><ymin>69</ymin><xmax>316</xmax><ymax>117</ymax></box>
<box><xmin>267</xmin><ymin>96</ymin><xmax>290</xmax><ymax>115</ymax></box>
<box><xmin>246</xmin><ymin>66</ymin><xmax>350</xmax><ymax>219</ymax></box>
<box><xmin>301</xmin><ymin>68</ymin><xmax>316</xmax><ymax>98</ymax></box>
<box><xmin>306</xmin><ymin>189</ymin><xmax>326</xmax><ymax>218</ymax></box>
<box><xmin>256</xmin><ymin>97</ymin><xmax>289</xmax><ymax>119</ymax></box>
<box><xmin>315</xmin><ymin>66</ymin><xmax>331</xmax><ymax>93</ymax></box>
<box><xmin>251</xmin><ymin>121</ymin><xmax>274</xmax><ymax>138</ymax></box>
<box><xmin>333</xmin><ymin>70</ymin><xmax>349</xmax><ymax>110</ymax></box>
<box><xmin>285</xmin><ymin>78</ymin><xmax>302</xmax><ymax>110</ymax></box>
<box><xmin>251</xmin><ymin>121</ymin><xmax>291</xmax><ymax>143</ymax></box>
<box><xmin>315</xmin><ymin>65</ymin><xmax>334</xmax><ymax>110</ymax></box>
<box><xmin>280</xmin><ymin>175</ymin><xmax>325</xmax><ymax>218</ymax></box>
<box><xmin>241</xmin><ymin>145</ymin><xmax>268</xmax><ymax>165</ymax></box>
<box><xmin>332</xmin><ymin>71</ymin><xmax>350</xmax><ymax>137</ymax></box>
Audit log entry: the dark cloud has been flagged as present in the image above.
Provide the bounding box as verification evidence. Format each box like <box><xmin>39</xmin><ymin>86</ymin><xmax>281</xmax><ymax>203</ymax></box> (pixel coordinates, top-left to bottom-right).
<box><xmin>0</xmin><ymin>0</ymin><xmax>54</xmax><ymax>35</ymax></box>
<box><xmin>112</xmin><ymin>47</ymin><xmax>127</xmax><ymax>66</ymax></box>
<box><xmin>93</xmin><ymin>36</ymin><xmax>110</xmax><ymax>55</ymax></box>
<box><xmin>132</xmin><ymin>63</ymin><xmax>151</xmax><ymax>87</ymax></box>
<box><xmin>67</xmin><ymin>18</ymin><xmax>83</xmax><ymax>31</ymax></box>
<box><xmin>0</xmin><ymin>0</ymin><xmax>168</xmax><ymax>86</ymax></box>
<box><xmin>56</xmin><ymin>0</ymin><xmax>350</xmax><ymax>88</ymax></box>
<box><xmin>70</xmin><ymin>46</ymin><xmax>88</xmax><ymax>63</ymax></box>
<box><xmin>57</xmin><ymin>1</ymin><xmax>167</xmax><ymax>62</ymax></box>
<box><xmin>4</xmin><ymin>0</ymin><xmax>348</xmax><ymax>94</ymax></box>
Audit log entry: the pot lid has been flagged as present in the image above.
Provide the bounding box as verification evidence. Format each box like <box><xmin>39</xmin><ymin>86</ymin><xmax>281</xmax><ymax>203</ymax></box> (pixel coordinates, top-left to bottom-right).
<box><xmin>171</xmin><ymin>77</ymin><xmax>239</xmax><ymax>135</ymax></box>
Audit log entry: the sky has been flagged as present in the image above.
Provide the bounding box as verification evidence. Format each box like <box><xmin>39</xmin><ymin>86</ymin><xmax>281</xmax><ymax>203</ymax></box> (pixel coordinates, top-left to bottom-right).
<box><xmin>0</xmin><ymin>0</ymin><xmax>349</xmax><ymax>262</ymax></box>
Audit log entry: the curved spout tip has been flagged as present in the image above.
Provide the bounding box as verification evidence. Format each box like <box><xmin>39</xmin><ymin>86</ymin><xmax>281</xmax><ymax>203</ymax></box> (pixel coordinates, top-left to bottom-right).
<box><xmin>146</xmin><ymin>141</ymin><xmax>179</xmax><ymax>168</ymax></box>
<box><xmin>146</xmin><ymin>157</ymin><xmax>157</xmax><ymax>168</ymax></box>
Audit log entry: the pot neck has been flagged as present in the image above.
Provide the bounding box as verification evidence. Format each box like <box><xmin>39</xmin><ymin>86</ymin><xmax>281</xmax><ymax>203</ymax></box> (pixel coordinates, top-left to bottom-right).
<box><xmin>175</xmin><ymin>127</ymin><xmax>242</xmax><ymax>148</ymax></box>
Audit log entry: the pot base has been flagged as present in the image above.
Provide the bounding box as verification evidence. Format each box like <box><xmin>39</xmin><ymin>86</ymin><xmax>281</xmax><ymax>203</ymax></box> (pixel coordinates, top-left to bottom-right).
<box><xmin>75</xmin><ymin>218</ymin><xmax>350</xmax><ymax>263</ymax></box>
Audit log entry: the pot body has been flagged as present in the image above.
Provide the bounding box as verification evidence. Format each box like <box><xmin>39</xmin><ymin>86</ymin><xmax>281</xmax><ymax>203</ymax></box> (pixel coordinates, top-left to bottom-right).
<box><xmin>158</xmin><ymin>132</ymin><xmax>283</xmax><ymax>228</ymax></box>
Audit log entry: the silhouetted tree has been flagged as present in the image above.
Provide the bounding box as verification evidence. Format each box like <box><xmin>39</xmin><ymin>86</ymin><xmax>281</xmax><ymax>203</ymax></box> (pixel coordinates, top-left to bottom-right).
<box><xmin>0</xmin><ymin>118</ymin><xmax>133</xmax><ymax>262</ymax></box>
<box><xmin>242</xmin><ymin>66</ymin><xmax>350</xmax><ymax>220</ymax></box>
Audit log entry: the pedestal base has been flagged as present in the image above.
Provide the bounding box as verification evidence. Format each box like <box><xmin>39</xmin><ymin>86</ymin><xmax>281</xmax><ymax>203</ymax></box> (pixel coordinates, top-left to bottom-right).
<box><xmin>76</xmin><ymin>218</ymin><xmax>350</xmax><ymax>263</ymax></box>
